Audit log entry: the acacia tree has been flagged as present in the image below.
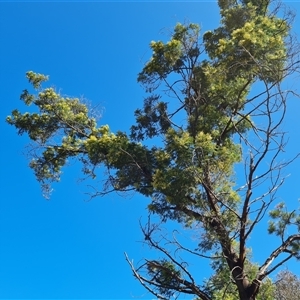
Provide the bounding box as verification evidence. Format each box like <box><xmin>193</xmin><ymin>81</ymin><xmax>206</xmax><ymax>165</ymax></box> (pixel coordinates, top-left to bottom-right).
<box><xmin>6</xmin><ymin>0</ymin><xmax>300</xmax><ymax>299</ymax></box>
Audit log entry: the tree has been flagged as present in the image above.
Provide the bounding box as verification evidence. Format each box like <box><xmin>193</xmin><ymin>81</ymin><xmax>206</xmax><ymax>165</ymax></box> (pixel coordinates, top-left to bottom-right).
<box><xmin>274</xmin><ymin>270</ymin><xmax>300</xmax><ymax>300</ymax></box>
<box><xmin>6</xmin><ymin>0</ymin><xmax>300</xmax><ymax>299</ymax></box>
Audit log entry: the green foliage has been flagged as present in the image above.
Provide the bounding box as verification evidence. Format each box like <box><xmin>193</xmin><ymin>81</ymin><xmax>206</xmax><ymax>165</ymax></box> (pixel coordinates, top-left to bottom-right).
<box><xmin>26</xmin><ymin>71</ymin><xmax>49</xmax><ymax>89</ymax></box>
<box><xmin>268</xmin><ymin>203</ymin><xmax>300</xmax><ymax>256</ymax></box>
<box><xmin>146</xmin><ymin>260</ymin><xmax>182</xmax><ymax>298</ymax></box>
<box><xmin>137</xmin><ymin>23</ymin><xmax>200</xmax><ymax>92</ymax></box>
<box><xmin>7</xmin><ymin>72</ymin><xmax>158</xmax><ymax>198</ymax></box>
<box><xmin>204</xmin><ymin>247</ymin><xmax>276</xmax><ymax>300</ymax></box>
<box><xmin>204</xmin><ymin>1</ymin><xmax>288</xmax><ymax>82</ymax></box>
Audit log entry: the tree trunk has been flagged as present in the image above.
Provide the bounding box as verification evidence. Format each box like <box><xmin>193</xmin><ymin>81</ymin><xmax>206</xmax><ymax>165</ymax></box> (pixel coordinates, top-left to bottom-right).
<box><xmin>237</xmin><ymin>279</ymin><xmax>260</xmax><ymax>300</ymax></box>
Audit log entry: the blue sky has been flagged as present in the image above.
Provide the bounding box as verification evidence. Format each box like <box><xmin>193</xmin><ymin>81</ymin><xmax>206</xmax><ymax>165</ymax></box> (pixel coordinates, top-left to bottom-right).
<box><xmin>1</xmin><ymin>1</ymin><xmax>300</xmax><ymax>299</ymax></box>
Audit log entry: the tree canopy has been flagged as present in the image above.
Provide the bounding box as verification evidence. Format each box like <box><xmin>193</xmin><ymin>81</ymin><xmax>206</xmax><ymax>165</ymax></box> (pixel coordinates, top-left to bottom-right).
<box><xmin>274</xmin><ymin>270</ymin><xmax>300</xmax><ymax>300</ymax></box>
<box><xmin>6</xmin><ymin>0</ymin><xmax>300</xmax><ymax>299</ymax></box>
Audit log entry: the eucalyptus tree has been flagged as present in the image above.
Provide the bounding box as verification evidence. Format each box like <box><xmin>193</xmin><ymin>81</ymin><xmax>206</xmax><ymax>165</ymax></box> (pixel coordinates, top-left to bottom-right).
<box><xmin>7</xmin><ymin>0</ymin><xmax>300</xmax><ymax>299</ymax></box>
<box><xmin>274</xmin><ymin>270</ymin><xmax>300</xmax><ymax>300</ymax></box>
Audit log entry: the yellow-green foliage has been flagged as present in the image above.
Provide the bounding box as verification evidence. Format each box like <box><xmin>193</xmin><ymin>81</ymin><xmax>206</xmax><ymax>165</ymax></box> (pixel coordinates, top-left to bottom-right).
<box><xmin>7</xmin><ymin>1</ymin><xmax>296</xmax><ymax>298</ymax></box>
<box><xmin>204</xmin><ymin>2</ymin><xmax>288</xmax><ymax>82</ymax></box>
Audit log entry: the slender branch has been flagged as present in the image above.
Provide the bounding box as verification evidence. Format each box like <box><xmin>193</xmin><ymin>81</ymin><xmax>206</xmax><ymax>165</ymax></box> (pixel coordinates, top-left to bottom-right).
<box><xmin>258</xmin><ymin>234</ymin><xmax>300</xmax><ymax>279</ymax></box>
<box><xmin>124</xmin><ymin>252</ymin><xmax>168</xmax><ymax>300</ymax></box>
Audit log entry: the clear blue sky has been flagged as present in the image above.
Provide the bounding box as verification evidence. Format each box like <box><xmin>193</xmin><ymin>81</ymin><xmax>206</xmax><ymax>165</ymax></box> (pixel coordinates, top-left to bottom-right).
<box><xmin>1</xmin><ymin>1</ymin><xmax>300</xmax><ymax>299</ymax></box>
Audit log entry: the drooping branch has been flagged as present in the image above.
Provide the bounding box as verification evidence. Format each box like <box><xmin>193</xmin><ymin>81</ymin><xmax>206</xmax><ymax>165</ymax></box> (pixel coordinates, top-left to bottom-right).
<box><xmin>124</xmin><ymin>217</ymin><xmax>213</xmax><ymax>300</ymax></box>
